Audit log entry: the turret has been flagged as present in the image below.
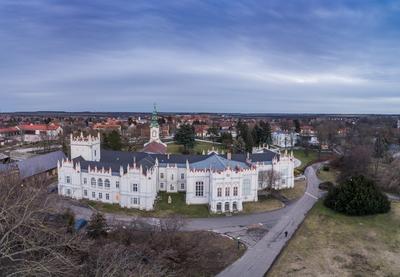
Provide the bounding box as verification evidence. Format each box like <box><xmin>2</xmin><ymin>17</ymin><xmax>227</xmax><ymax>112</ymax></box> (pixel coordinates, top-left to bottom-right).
<box><xmin>70</xmin><ymin>132</ymin><xmax>101</xmax><ymax>161</ymax></box>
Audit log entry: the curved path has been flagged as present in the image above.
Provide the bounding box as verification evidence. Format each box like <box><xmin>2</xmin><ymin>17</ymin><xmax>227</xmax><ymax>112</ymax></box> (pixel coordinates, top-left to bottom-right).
<box><xmin>217</xmin><ymin>163</ymin><xmax>324</xmax><ymax>277</ymax></box>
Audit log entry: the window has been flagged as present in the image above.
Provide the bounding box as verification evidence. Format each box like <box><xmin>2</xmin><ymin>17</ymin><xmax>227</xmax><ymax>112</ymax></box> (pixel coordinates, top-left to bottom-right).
<box><xmin>224</xmin><ymin>202</ymin><xmax>230</xmax><ymax>212</ymax></box>
<box><xmin>66</xmin><ymin>189</ymin><xmax>71</xmax><ymax>195</ymax></box>
<box><xmin>171</xmin><ymin>174</ymin><xmax>174</xmax><ymax>180</ymax></box>
<box><xmin>94</xmin><ymin>150</ymin><xmax>97</xmax><ymax>157</ymax></box>
<box><xmin>181</xmin><ymin>173</ymin><xmax>185</xmax><ymax>179</ymax></box>
<box><xmin>217</xmin><ymin>187</ymin><xmax>222</xmax><ymax>197</ymax></box>
<box><xmin>195</xmin><ymin>181</ymin><xmax>204</xmax><ymax>197</ymax></box>
<box><xmin>83</xmin><ymin>178</ymin><xmax>87</xmax><ymax>185</ymax></box>
<box><xmin>216</xmin><ymin>202</ymin><xmax>222</xmax><ymax>212</ymax></box>
<box><xmin>242</xmin><ymin>179</ymin><xmax>251</xmax><ymax>196</ymax></box>
<box><xmin>105</xmin><ymin>179</ymin><xmax>110</xmax><ymax>189</ymax></box>
<box><xmin>116</xmin><ymin>181</ymin><xmax>120</xmax><ymax>189</ymax></box>
<box><xmin>170</xmin><ymin>184</ymin><xmax>174</xmax><ymax>191</ymax></box>
<box><xmin>225</xmin><ymin>187</ymin><xmax>230</xmax><ymax>197</ymax></box>
<box><xmin>233</xmin><ymin>187</ymin><xmax>238</xmax><ymax>196</ymax></box>
<box><xmin>65</xmin><ymin>176</ymin><xmax>71</xmax><ymax>184</ymax></box>
<box><xmin>160</xmin><ymin>173</ymin><xmax>164</xmax><ymax>179</ymax></box>
<box><xmin>131</xmin><ymin>197</ymin><xmax>140</xmax><ymax>205</ymax></box>
<box><xmin>91</xmin><ymin>178</ymin><xmax>96</xmax><ymax>188</ymax></box>
<box><xmin>92</xmin><ymin>192</ymin><xmax>95</xmax><ymax>198</ymax></box>
<box><xmin>180</xmin><ymin>183</ymin><xmax>185</xmax><ymax>190</ymax></box>
<box><xmin>160</xmin><ymin>182</ymin><xmax>164</xmax><ymax>189</ymax></box>
<box><xmin>106</xmin><ymin>193</ymin><xmax>109</xmax><ymax>200</ymax></box>
<box><xmin>233</xmin><ymin>201</ymin><xmax>238</xmax><ymax>211</ymax></box>
<box><xmin>132</xmin><ymin>184</ymin><xmax>138</xmax><ymax>192</ymax></box>
<box><xmin>99</xmin><ymin>192</ymin><xmax>102</xmax><ymax>199</ymax></box>
<box><xmin>97</xmin><ymin>178</ymin><xmax>103</xmax><ymax>188</ymax></box>
<box><xmin>84</xmin><ymin>190</ymin><xmax>87</xmax><ymax>196</ymax></box>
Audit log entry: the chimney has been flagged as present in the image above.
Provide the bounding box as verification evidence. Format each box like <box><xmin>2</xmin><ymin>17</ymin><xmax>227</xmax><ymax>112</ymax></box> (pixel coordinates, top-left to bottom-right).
<box><xmin>227</xmin><ymin>152</ymin><xmax>232</xmax><ymax>160</ymax></box>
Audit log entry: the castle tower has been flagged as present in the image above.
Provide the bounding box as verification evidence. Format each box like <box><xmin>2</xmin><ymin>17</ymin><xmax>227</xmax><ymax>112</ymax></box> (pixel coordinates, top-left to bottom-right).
<box><xmin>70</xmin><ymin>132</ymin><xmax>101</xmax><ymax>161</ymax></box>
<box><xmin>149</xmin><ymin>104</ymin><xmax>161</xmax><ymax>144</ymax></box>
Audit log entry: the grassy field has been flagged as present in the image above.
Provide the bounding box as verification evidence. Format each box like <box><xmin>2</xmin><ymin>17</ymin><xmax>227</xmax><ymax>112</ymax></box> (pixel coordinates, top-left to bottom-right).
<box><xmin>84</xmin><ymin>192</ymin><xmax>211</xmax><ymax>218</ymax></box>
<box><xmin>243</xmin><ymin>195</ymin><xmax>284</xmax><ymax>213</ymax></box>
<box><xmin>293</xmin><ymin>149</ymin><xmax>332</xmax><ymax>172</ymax></box>
<box><xmin>317</xmin><ymin>167</ymin><xmax>339</xmax><ymax>184</ymax></box>
<box><xmin>269</xmin><ymin>201</ymin><xmax>400</xmax><ymax>277</ymax></box>
<box><xmin>280</xmin><ymin>179</ymin><xmax>307</xmax><ymax>200</ymax></box>
<box><xmin>167</xmin><ymin>141</ymin><xmax>225</xmax><ymax>154</ymax></box>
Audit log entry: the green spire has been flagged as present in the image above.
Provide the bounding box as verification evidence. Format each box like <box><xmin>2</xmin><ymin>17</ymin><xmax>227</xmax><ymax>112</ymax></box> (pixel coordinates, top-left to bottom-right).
<box><xmin>150</xmin><ymin>103</ymin><xmax>159</xmax><ymax>128</ymax></box>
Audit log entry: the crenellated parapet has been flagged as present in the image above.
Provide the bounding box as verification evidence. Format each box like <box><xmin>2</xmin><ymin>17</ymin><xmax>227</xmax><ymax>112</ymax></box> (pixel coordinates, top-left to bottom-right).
<box><xmin>70</xmin><ymin>132</ymin><xmax>100</xmax><ymax>145</ymax></box>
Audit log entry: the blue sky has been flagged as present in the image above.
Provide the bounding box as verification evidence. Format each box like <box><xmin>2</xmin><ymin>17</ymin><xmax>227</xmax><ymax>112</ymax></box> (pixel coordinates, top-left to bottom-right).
<box><xmin>1</xmin><ymin>0</ymin><xmax>400</xmax><ymax>113</ymax></box>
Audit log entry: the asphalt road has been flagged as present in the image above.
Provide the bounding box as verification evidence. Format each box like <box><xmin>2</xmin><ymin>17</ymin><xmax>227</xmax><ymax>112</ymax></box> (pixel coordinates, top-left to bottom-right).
<box><xmin>217</xmin><ymin>163</ymin><xmax>324</xmax><ymax>277</ymax></box>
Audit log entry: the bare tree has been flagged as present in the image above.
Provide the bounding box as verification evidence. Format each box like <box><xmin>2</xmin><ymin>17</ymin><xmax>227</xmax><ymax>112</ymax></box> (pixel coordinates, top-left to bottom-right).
<box><xmin>258</xmin><ymin>169</ymin><xmax>282</xmax><ymax>191</ymax></box>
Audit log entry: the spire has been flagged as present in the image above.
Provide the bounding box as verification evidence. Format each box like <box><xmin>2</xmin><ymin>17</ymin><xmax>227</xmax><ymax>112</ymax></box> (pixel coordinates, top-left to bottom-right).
<box><xmin>150</xmin><ymin>103</ymin><xmax>159</xmax><ymax>128</ymax></box>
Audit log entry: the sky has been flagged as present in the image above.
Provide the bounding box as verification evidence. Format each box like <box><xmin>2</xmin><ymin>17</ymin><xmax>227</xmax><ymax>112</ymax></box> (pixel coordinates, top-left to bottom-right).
<box><xmin>1</xmin><ymin>0</ymin><xmax>400</xmax><ymax>114</ymax></box>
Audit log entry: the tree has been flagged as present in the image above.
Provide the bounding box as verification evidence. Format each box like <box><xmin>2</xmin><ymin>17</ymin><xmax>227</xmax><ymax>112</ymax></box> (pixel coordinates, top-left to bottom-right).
<box><xmin>207</xmin><ymin>125</ymin><xmax>220</xmax><ymax>142</ymax></box>
<box><xmin>87</xmin><ymin>213</ymin><xmax>108</xmax><ymax>239</ymax></box>
<box><xmin>233</xmin><ymin>137</ymin><xmax>246</xmax><ymax>153</ymax></box>
<box><xmin>293</xmin><ymin>119</ymin><xmax>301</xmax><ymax>133</ymax></box>
<box><xmin>174</xmin><ymin>124</ymin><xmax>195</xmax><ymax>153</ymax></box>
<box><xmin>324</xmin><ymin>175</ymin><xmax>390</xmax><ymax>216</ymax></box>
<box><xmin>102</xmin><ymin>130</ymin><xmax>122</xmax><ymax>151</ymax></box>
<box><xmin>258</xmin><ymin>169</ymin><xmax>281</xmax><ymax>190</ymax></box>
<box><xmin>220</xmin><ymin>132</ymin><xmax>233</xmax><ymax>150</ymax></box>
<box><xmin>373</xmin><ymin>133</ymin><xmax>387</xmax><ymax>176</ymax></box>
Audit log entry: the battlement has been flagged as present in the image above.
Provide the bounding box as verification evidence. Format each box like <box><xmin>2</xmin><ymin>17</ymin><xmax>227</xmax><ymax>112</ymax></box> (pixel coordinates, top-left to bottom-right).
<box><xmin>70</xmin><ymin>132</ymin><xmax>101</xmax><ymax>161</ymax></box>
<box><xmin>70</xmin><ymin>132</ymin><xmax>100</xmax><ymax>145</ymax></box>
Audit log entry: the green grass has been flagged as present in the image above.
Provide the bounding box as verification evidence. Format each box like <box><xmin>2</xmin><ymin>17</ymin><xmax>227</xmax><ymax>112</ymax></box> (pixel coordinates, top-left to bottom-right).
<box><xmin>269</xmin><ymin>201</ymin><xmax>400</xmax><ymax>276</ymax></box>
<box><xmin>243</xmin><ymin>195</ymin><xmax>284</xmax><ymax>213</ymax></box>
<box><xmin>293</xmin><ymin>149</ymin><xmax>332</xmax><ymax>172</ymax></box>
<box><xmin>317</xmin><ymin>167</ymin><xmax>339</xmax><ymax>184</ymax></box>
<box><xmin>167</xmin><ymin>141</ymin><xmax>225</xmax><ymax>154</ymax></box>
<box><xmin>83</xmin><ymin>192</ymin><xmax>211</xmax><ymax>218</ymax></box>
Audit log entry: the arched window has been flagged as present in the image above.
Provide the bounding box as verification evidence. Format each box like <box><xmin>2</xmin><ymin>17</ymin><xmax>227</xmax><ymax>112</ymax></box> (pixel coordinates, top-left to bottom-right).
<box><xmin>216</xmin><ymin>202</ymin><xmax>222</xmax><ymax>212</ymax></box>
<box><xmin>225</xmin><ymin>187</ymin><xmax>230</xmax><ymax>197</ymax></box>
<box><xmin>97</xmin><ymin>178</ymin><xmax>103</xmax><ymax>188</ymax></box>
<box><xmin>232</xmin><ymin>201</ymin><xmax>238</xmax><ymax>212</ymax></box>
<box><xmin>104</xmin><ymin>179</ymin><xmax>110</xmax><ymax>189</ymax></box>
<box><xmin>233</xmin><ymin>187</ymin><xmax>238</xmax><ymax>196</ymax></box>
<box><xmin>224</xmin><ymin>202</ymin><xmax>230</xmax><ymax>212</ymax></box>
<box><xmin>91</xmin><ymin>178</ymin><xmax>96</xmax><ymax>188</ymax></box>
<box><xmin>217</xmin><ymin>187</ymin><xmax>222</xmax><ymax>197</ymax></box>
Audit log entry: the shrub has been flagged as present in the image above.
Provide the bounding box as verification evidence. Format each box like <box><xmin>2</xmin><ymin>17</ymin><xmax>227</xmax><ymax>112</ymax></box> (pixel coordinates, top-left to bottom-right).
<box><xmin>86</xmin><ymin>212</ymin><xmax>108</xmax><ymax>239</ymax></box>
<box><xmin>318</xmin><ymin>181</ymin><xmax>334</xmax><ymax>191</ymax></box>
<box><xmin>322</xmin><ymin>165</ymin><xmax>330</xmax><ymax>171</ymax></box>
<box><xmin>324</xmin><ymin>175</ymin><xmax>390</xmax><ymax>216</ymax></box>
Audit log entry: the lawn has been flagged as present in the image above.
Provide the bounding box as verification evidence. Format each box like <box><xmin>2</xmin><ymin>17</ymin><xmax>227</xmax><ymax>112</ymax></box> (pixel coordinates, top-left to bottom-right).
<box><xmin>243</xmin><ymin>195</ymin><xmax>284</xmax><ymax>213</ymax></box>
<box><xmin>280</xmin><ymin>179</ymin><xmax>307</xmax><ymax>200</ymax></box>
<box><xmin>167</xmin><ymin>141</ymin><xmax>225</xmax><ymax>154</ymax></box>
<box><xmin>83</xmin><ymin>192</ymin><xmax>211</xmax><ymax>218</ymax></box>
<box><xmin>269</xmin><ymin>201</ymin><xmax>400</xmax><ymax>276</ymax></box>
<box><xmin>293</xmin><ymin>149</ymin><xmax>332</xmax><ymax>172</ymax></box>
<box><xmin>317</xmin><ymin>167</ymin><xmax>339</xmax><ymax>184</ymax></box>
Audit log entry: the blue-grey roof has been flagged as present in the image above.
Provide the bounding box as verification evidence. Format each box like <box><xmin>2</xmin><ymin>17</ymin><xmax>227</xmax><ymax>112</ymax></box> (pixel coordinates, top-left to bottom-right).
<box><xmin>190</xmin><ymin>153</ymin><xmax>249</xmax><ymax>170</ymax></box>
<box><xmin>17</xmin><ymin>150</ymin><xmax>66</xmax><ymax>179</ymax></box>
<box><xmin>74</xmin><ymin>149</ymin><xmax>279</xmax><ymax>175</ymax></box>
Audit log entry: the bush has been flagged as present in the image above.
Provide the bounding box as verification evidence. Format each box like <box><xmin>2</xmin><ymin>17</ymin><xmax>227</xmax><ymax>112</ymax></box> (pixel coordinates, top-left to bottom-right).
<box><xmin>86</xmin><ymin>212</ymin><xmax>108</xmax><ymax>239</ymax></box>
<box><xmin>322</xmin><ymin>165</ymin><xmax>330</xmax><ymax>171</ymax></box>
<box><xmin>318</xmin><ymin>181</ymin><xmax>334</xmax><ymax>191</ymax></box>
<box><xmin>324</xmin><ymin>175</ymin><xmax>390</xmax><ymax>216</ymax></box>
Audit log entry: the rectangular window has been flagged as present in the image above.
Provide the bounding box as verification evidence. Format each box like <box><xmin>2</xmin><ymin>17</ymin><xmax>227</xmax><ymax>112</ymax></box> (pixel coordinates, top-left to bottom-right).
<box><xmin>160</xmin><ymin>182</ymin><xmax>164</xmax><ymax>189</ymax></box>
<box><xmin>83</xmin><ymin>178</ymin><xmax>87</xmax><ymax>185</ymax></box>
<box><xmin>160</xmin><ymin>173</ymin><xmax>164</xmax><ymax>179</ymax></box>
<box><xmin>195</xmin><ymin>181</ymin><xmax>204</xmax><ymax>197</ymax></box>
<box><xmin>170</xmin><ymin>184</ymin><xmax>174</xmax><ymax>191</ymax></box>
<box><xmin>92</xmin><ymin>192</ymin><xmax>95</xmax><ymax>198</ymax></box>
<box><xmin>84</xmin><ymin>189</ymin><xmax>87</xmax><ymax>196</ymax></box>
<box><xmin>242</xmin><ymin>179</ymin><xmax>251</xmax><ymax>196</ymax></box>
<box><xmin>131</xmin><ymin>197</ymin><xmax>140</xmax><ymax>205</ymax></box>
<box><xmin>171</xmin><ymin>174</ymin><xmax>174</xmax><ymax>180</ymax></box>
<box><xmin>181</xmin><ymin>173</ymin><xmax>185</xmax><ymax>179</ymax></box>
<box><xmin>66</xmin><ymin>189</ymin><xmax>71</xmax><ymax>195</ymax></box>
<box><xmin>180</xmin><ymin>183</ymin><xmax>185</xmax><ymax>190</ymax></box>
<box><xmin>217</xmin><ymin>187</ymin><xmax>222</xmax><ymax>197</ymax></box>
<box><xmin>99</xmin><ymin>192</ymin><xmax>102</xmax><ymax>199</ymax></box>
<box><xmin>116</xmin><ymin>181</ymin><xmax>120</xmax><ymax>189</ymax></box>
<box><xmin>65</xmin><ymin>176</ymin><xmax>71</xmax><ymax>184</ymax></box>
<box><xmin>225</xmin><ymin>187</ymin><xmax>230</xmax><ymax>197</ymax></box>
<box><xmin>106</xmin><ymin>193</ymin><xmax>109</xmax><ymax>200</ymax></box>
<box><xmin>132</xmin><ymin>184</ymin><xmax>138</xmax><ymax>192</ymax></box>
<box><xmin>233</xmin><ymin>187</ymin><xmax>238</xmax><ymax>196</ymax></box>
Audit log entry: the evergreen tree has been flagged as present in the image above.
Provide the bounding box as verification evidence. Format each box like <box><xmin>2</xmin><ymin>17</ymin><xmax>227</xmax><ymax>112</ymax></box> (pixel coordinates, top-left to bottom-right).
<box><xmin>293</xmin><ymin>119</ymin><xmax>301</xmax><ymax>133</ymax></box>
<box><xmin>174</xmin><ymin>124</ymin><xmax>195</xmax><ymax>153</ymax></box>
<box><xmin>87</xmin><ymin>213</ymin><xmax>108</xmax><ymax>239</ymax></box>
<box><xmin>103</xmin><ymin>130</ymin><xmax>122</xmax><ymax>151</ymax></box>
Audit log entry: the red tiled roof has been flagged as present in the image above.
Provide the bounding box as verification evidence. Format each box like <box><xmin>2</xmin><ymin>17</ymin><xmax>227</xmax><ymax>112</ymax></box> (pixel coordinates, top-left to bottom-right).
<box><xmin>18</xmin><ymin>123</ymin><xmax>61</xmax><ymax>131</ymax></box>
<box><xmin>143</xmin><ymin>141</ymin><xmax>167</xmax><ymax>154</ymax></box>
<box><xmin>0</xmin><ymin>127</ymin><xmax>19</xmax><ymax>133</ymax></box>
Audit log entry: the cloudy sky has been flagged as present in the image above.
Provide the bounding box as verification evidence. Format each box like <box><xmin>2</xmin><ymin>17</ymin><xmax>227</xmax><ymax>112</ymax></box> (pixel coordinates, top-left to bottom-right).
<box><xmin>1</xmin><ymin>0</ymin><xmax>400</xmax><ymax>113</ymax></box>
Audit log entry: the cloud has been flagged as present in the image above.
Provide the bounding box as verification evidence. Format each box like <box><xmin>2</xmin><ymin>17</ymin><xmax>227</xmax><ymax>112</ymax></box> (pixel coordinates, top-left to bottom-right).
<box><xmin>0</xmin><ymin>0</ymin><xmax>400</xmax><ymax>113</ymax></box>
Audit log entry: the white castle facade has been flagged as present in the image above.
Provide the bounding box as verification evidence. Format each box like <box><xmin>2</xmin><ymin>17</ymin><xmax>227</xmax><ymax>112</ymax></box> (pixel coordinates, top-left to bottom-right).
<box><xmin>58</xmin><ymin>112</ymin><xmax>295</xmax><ymax>214</ymax></box>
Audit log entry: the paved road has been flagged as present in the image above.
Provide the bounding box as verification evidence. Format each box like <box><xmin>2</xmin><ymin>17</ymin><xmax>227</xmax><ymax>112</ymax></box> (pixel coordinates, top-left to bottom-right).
<box><xmin>217</xmin><ymin>163</ymin><xmax>324</xmax><ymax>277</ymax></box>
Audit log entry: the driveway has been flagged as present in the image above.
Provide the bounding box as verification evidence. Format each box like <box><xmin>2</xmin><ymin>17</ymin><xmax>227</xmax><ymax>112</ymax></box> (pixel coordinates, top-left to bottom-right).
<box><xmin>217</xmin><ymin>163</ymin><xmax>324</xmax><ymax>277</ymax></box>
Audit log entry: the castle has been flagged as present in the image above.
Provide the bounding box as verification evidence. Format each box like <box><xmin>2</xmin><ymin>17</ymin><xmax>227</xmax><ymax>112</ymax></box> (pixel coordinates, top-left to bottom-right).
<box><xmin>57</xmin><ymin>109</ymin><xmax>295</xmax><ymax>213</ymax></box>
